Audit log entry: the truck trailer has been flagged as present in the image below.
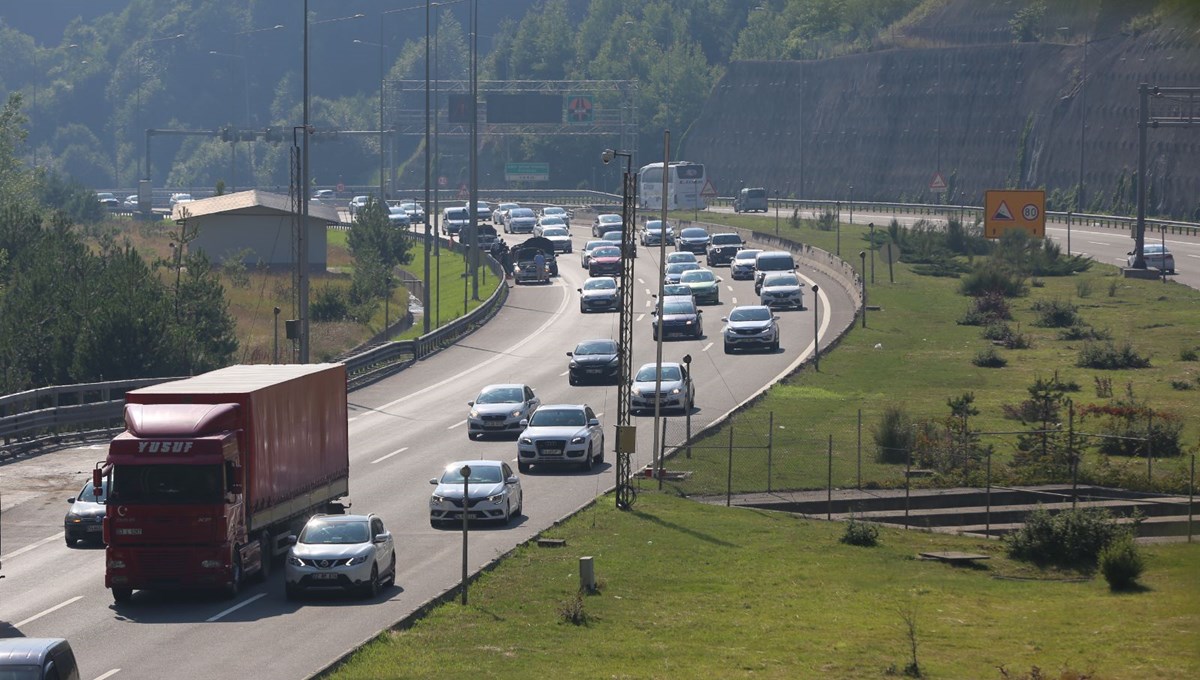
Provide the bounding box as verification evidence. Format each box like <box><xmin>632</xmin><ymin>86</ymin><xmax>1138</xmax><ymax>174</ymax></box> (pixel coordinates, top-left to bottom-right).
<box><xmin>98</xmin><ymin>364</ymin><xmax>349</xmax><ymax>602</ymax></box>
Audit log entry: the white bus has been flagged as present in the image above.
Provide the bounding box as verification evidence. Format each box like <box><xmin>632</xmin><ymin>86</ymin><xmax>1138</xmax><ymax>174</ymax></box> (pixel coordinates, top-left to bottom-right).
<box><xmin>638</xmin><ymin>161</ymin><xmax>707</xmax><ymax>211</ymax></box>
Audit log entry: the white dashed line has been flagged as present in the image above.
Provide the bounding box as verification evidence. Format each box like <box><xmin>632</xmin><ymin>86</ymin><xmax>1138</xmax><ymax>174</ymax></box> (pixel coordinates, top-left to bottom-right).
<box><xmin>15</xmin><ymin>596</ymin><xmax>84</xmax><ymax>628</ymax></box>
<box><xmin>0</xmin><ymin>532</ymin><xmax>65</xmax><ymax>561</ymax></box>
<box><xmin>637</xmin><ymin>314</ymin><xmax>646</xmax><ymax>321</ymax></box>
<box><xmin>446</xmin><ymin>420</ymin><xmax>466</xmax><ymax>430</ymax></box>
<box><xmin>371</xmin><ymin>447</ymin><xmax>409</xmax><ymax>464</ymax></box>
<box><xmin>702</xmin><ymin>342</ymin><xmax>714</xmax><ymax>352</ymax></box>
<box><xmin>206</xmin><ymin>593</ymin><xmax>267</xmax><ymax>622</ymax></box>
<box><xmin>93</xmin><ymin>670</ymin><xmax>122</xmax><ymax>680</ymax></box>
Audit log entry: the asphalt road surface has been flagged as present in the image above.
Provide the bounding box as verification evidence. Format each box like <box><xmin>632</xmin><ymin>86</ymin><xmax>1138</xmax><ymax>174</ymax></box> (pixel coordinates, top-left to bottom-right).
<box><xmin>0</xmin><ymin>215</ymin><xmax>857</xmax><ymax>680</ymax></box>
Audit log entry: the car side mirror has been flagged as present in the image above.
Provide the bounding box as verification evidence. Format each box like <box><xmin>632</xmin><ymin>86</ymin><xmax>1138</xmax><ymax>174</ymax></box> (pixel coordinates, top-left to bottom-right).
<box><xmin>374</xmin><ymin>531</ymin><xmax>392</xmax><ymax>544</ymax></box>
<box><xmin>520</xmin><ymin>419</ymin><xmax>529</xmax><ymax>427</ymax></box>
<box><xmin>430</xmin><ymin>478</ymin><xmax>438</xmax><ymax>485</ymax></box>
<box><xmin>68</xmin><ymin>497</ymin><xmax>76</xmax><ymax>504</ymax></box>
<box><xmin>773</xmin><ymin>315</ymin><xmax>780</xmax><ymax>321</ymax></box>
<box><xmin>721</xmin><ymin>317</ymin><xmax>728</xmax><ymax>322</ymax></box>
<box><xmin>566</xmin><ymin>351</ymin><xmax>574</xmax><ymax>357</ymax></box>
<box><xmin>467</xmin><ymin>401</ymin><xmax>474</xmax><ymax>407</ymax></box>
<box><xmin>286</xmin><ymin>535</ymin><xmax>298</xmax><ymax>545</ymax></box>
<box><xmin>506</xmin><ymin>476</ymin><xmax>519</xmax><ymax>485</ymax></box>
<box><xmin>588</xmin><ymin>418</ymin><xmax>600</xmax><ymax>427</ymax></box>
<box><xmin>577</xmin><ymin>288</ymin><xmax>583</xmax><ymax>293</ymax></box>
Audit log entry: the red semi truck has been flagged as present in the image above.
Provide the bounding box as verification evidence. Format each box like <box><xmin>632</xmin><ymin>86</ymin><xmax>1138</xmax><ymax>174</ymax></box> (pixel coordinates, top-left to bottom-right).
<box><xmin>97</xmin><ymin>364</ymin><xmax>349</xmax><ymax>602</ymax></box>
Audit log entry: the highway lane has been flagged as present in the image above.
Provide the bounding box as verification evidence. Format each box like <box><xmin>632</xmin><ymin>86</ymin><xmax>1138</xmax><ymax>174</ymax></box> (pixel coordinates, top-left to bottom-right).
<box><xmin>0</xmin><ymin>215</ymin><xmax>856</xmax><ymax>680</ymax></box>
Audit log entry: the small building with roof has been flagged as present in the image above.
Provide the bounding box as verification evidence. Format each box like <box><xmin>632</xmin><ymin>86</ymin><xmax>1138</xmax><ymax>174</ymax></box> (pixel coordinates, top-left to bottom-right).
<box><xmin>171</xmin><ymin>190</ymin><xmax>341</xmax><ymax>271</ymax></box>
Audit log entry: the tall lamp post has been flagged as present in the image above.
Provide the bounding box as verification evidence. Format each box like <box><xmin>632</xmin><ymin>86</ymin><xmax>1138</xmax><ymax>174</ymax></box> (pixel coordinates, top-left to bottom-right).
<box><xmin>811</xmin><ymin>285</ymin><xmax>820</xmax><ymax>371</ymax></box>
<box><xmin>208</xmin><ymin>50</ymin><xmax>248</xmax><ymax>190</ymax></box>
<box><xmin>602</xmin><ymin>147</ymin><xmax>637</xmax><ymax>510</ymax></box>
<box><xmin>655</xmin><ymin>130</ymin><xmax>670</xmax><ymax>489</ymax></box>
<box><xmin>352</xmin><ymin>37</ymin><xmax>387</xmax><ymax>203</ymax></box>
<box><xmin>135</xmin><ymin>33</ymin><xmax>185</xmax><ymax>181</ymax></box>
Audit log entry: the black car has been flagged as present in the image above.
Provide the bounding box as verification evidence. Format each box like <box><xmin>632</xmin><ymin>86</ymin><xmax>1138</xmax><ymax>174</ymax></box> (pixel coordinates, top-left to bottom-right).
<box><xmin>566</xmin><ymin>338</ymin><xmax>620</xmax><ymax>385</ymax></box>
<box><xmin>677</xmin><ymin>227</ymin><xmax>711</xmax><ymax>254</ymax></box>
<box><xmin>652</xmin><ymin>297</ymin><xmax>703</xmax><ymax>340</ymax></box>
<box><xmin>706</xmin><ymin>233</ymin><xmax>746</xmax><ymax>267</ymax></box>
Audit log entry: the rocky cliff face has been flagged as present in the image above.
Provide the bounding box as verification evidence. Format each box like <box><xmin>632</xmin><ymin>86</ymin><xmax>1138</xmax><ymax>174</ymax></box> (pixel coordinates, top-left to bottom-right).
<box><xmin>684</xmin><ymin>15</ymin><xmax>1200</xmax><ymax>218</ymax></box>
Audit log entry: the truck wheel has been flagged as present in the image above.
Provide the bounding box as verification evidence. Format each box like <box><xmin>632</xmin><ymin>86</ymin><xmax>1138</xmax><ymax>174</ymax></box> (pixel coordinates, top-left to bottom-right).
<box><xmin>224</xmin><ymin>547</ymin><xmax>243</xmax><ymax>599</ymax></box>
<box><xmin>257</xmin><ymin>530</ymin><xmax>273</xmax><ymax>581</ymax></box>
<box><xmin>112</xmin><ymin>587</ymin><xmax>133</xmax><ymax>603</ymax></box>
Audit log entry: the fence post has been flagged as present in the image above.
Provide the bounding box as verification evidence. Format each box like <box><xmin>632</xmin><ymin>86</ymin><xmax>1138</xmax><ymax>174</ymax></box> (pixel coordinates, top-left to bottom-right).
<box><xmin>726</xmin><ymin>424</ymin><xmax>734</xmax><ymax>508</ymax></box>
<box><xmin>1147</xmin><ymin>411</ymin><xmax>1154</xmax><ymax>484</ymax></box>
<box><xmin>986</xmin><ymin>450</ymin><xmax>992</xmax><ymax>537</ymax></box>
<box><xmin>686</xmin><ymin>406</ymin><xmax>692</xmax><ymax>459</ymax></box>
<box><xmin>1069</xmin><ymin>399</ymin><xmax>1077</xmax><ymax>509</ymax></box>
<box><xmin>767</xmin><ymin>411</ymin><xmax>774</xmax><ymax>492</ymax></box>
<box><xmin>856</xmin><ymin>409</ymin><xmax>862</xmax><ymax>490</ymax></box>
<box><xmin>1189</xmin><ymin>452</ymin><xmax>1194</xmax><ymax>544</ymax></box>
<box><xmin>904</xmin><ymin>444</ymin><xmax>912</xmax><ymax>530</ymax></box>
<box><xmin>827</xmin><ymin>434</ymin><xmax>833</xmax><ymax>521</ymax></box>
<box><xmin>660</xmin><ymin>416</ymin><xmax>668</xmax><ymax>486</ymax></box>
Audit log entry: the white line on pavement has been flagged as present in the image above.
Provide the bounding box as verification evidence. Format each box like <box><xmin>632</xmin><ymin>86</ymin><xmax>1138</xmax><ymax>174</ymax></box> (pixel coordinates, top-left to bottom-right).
<box><xmin>371</xmin><ymin>447</ymin><xmax>409</xmax><ymax>465</ymax></box>
<box><xmin>637</xmin><ymin>314</ymin><xmax>646</xmax><ymax>321</ymax></box>
<box><xmin>15</xmin><ymin>596</ymin><xmax>84</xmax><ymax>628</ymax></box>
<box><xmin>0</xmin><ymin>532</ymin><xmax>66</xmax><ymax>561</ymax></box>
<box><xmin>446</xmin><ymin>420</ymin><xmax>466</xmax><ymax>430</ymax></box>
<box><xmin>702</xmin><ymin>342</ymin><xmax>713</xmax><ymax>352</ymax></box>
<box><xmin>205</xmin><ymin>593</ymin><xmax>267</xmax><ymax>622</ymax></box>
<box><xmin>93</xmin><ymin>670</ymin><xmax>121</xmax><ymax>680</ymax></box>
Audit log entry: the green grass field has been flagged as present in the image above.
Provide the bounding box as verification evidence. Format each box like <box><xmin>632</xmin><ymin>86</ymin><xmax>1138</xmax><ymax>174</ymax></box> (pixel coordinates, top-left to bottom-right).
<box><xmin>329</xmin><ymin>493</ymin><xmax>1199</xmax><ymax>680</ymax></box>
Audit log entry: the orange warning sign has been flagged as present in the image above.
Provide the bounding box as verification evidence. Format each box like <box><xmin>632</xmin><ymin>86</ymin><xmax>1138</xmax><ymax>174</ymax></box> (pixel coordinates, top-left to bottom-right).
<box><xmin>984</xmin><ymin>190</ymin><xmax>1045</xmax><ymax>239</ymax></box>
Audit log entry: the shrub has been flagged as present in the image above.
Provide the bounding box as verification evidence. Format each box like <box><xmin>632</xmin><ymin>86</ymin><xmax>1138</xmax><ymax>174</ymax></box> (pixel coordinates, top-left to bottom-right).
<box><xmin>873</xmin><ymin>407</ymin><xmax>915</xmax><ymax>464</ymax></box>
<box><xmin>973</xmin><ymin>347</ymin><xmax>1006</xmax><ymax>368</ymax></box>
<box><xmin>557</xmin><ymin>593</ymin><xmax>588</xmax><ymax>625</ymax></box>
<box><xmin>310</xmin><ymin>284</ymin><xmax>351</xmax><ymax>322</ymax></box>
<box><xmin>1169</xmin><ymin>378</ymin><xmax>1194</xmax><ymax>390</ymax></box>
<box><xmin>959</xmin><ymin>263</ymin><xmax>1026</xmax><ymax>298</ymax></box>
<box><xmin>1058</xmin><ymin>324</ymin><xmax>1110</xmax><ymax>341</ymax></box>
<box><xmin>1107</xmin><ymin>278</ymin><xmax>1120</xmax><ymax>297</ymax></box>
<box><xmin>1180</xmin><ymin>346</ymin><xmax>1199</xmax><ymax>362</ymax></box>
<box><xmin>1099</xmin><ymin>534</ymin><xmax>1144</xmax><ymax>590</ymax></box>
<box><xmin>1005</xmin><ymin>506</ymin><xmax>1123</xmax><ymax>568</ymax></box>
<box><xmin>1076</xmin><ymin>341</ymin><xmax>1151</xmax><ymax>369</ymax></box>
<box><xmin>959</xmin><ymin>292</ymin><xmax>1011</xmax><ymax>326</ymax></box>
<box><xmin>1031</xmin><ymin>299</ymin><xmax>1080</xmax><ymax>328</ymax></box>
<box><xmin>1074</xmin><ymin>278</ymin><xmax>1094</xmax><ymax>298</ymax></box>
<box><xmin>982</xmin><ymin>322</ymin><xmax>1011</xmax><ymax>342</ymax></box>
<box><xmin>840</xmin><ymin>518</ymin><xmax>880</xmax><ymax>547</ymax></box>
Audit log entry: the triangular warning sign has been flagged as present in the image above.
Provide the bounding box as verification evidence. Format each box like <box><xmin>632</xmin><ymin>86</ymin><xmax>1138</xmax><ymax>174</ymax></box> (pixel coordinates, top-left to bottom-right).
<box><xmin>992</xmin><ymin>201</ymin><xmax>1014</xmax><ymax>221</ymax></box>
<box><xmin>700</xmin><ymin>180</ymin><xmax>717</xmax><ymax>198</ymax></box>
<box><xmin>929</xmin><ymin>172</ymin><xmax>947</xmax><ymax>191</ymax></box>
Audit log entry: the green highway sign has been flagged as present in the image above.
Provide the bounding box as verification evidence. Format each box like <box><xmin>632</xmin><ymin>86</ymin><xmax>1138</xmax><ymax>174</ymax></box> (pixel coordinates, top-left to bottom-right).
<box><xmin>505</xmin><ymin>162</ymin><xmax>550</xmax><ymax>182</ymax></box>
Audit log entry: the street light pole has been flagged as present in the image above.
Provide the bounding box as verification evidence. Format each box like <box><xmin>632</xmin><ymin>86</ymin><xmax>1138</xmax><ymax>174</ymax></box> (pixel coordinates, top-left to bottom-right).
<box><xmin>424</xmin><ymin>1</ymin><xmax>433</xmax><ymax>334</ymax></box>
<box><xmin>351</xmin><ymin>38</ymin><xmax>386</xmax><ymax>203</ymax></box>
<box><xmin>811</xmin><ymin>285</ymin><xmax>819</xmax><ymax>371</ymax></box>
<box><xmin>135</xmin><ymin>33</ymin><xmax>185</xmax><ymax>182</ymax></box>
<box><xmin>602</xmin><ymin>147</ymin><xmax>636</xmax><ymax>510</ymax></box>
<box><xmin>654</xmin><ymin>130</ymin><xmax>670</xmax><ymax>489</ymax></box>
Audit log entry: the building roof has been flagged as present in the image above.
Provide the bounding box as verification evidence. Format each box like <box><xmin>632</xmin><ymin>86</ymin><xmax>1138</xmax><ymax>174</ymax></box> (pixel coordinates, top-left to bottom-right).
<box><xmin>172</xmin><ymin>190</ymin><xmax>341</xmax><ymax>224</ymax></box>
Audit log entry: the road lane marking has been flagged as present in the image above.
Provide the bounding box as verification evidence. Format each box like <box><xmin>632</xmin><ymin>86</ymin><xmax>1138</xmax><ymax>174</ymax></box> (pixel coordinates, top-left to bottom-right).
<box><xmin>15</xmin><ymin>596</ymin><xmax>84</xmax><ymax>628</ymax></box>
<box><xmin>206</xmin><ymin>593</ymin><xmax>267</xmax><ymax>622</ymax></box>
<box><xmin>637</xmin><ymin>314</ymin><xmax>646</xmax><ymax>321</ymax></box>
<box><xmin>0</xmin><ymin>532</ymin><xmax>65</xmax><ymax>561</ymax></box>
<box><xmin>1088</xmin><ymin>241</ymin><xmax>1109</xmax><ymax>246</ymax></box>
<box><xmin>446</xmin><ymin>420</ymin><xmax>466</xmax><ymax>430</ymax></box>
<box><xmin>93</xmin><ymin>670</ymin><xmax>121</xmax><ymax>680</ymax></box>
<box><xmin>1188</xmin><ymin>254</ymin><xmax>1200</xmax><ymax>259</ymax></box>
<box><xmin>371</xmin><ymin>447</ymin><xmax>409</xmax><ymax>464</ymax></box>
<box><xmin>702</xmin><ymin>342</ymin><xmax>714</xmax><ymax>352</ymax></box>
<box><xmin>560</xmin><ymin>369</ymin><xmax>570</xmax><ymax>376</ymax></box>
<box><xmin>731</xmin><ymin>297</ymin><xmax>738</xmax><ymax>305</ymax></box>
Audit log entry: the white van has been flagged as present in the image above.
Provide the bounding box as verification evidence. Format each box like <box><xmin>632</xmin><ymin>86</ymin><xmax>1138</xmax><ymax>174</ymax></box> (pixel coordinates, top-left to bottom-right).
<box><xmin>753</xmin><ymin>251</ymin><xmax>797</xmax><ymax>294</ymax></box>
<box><xmin>442</xmin><ymin>207</ymin><xmax>471</xmax><ymax>235</ymax></box>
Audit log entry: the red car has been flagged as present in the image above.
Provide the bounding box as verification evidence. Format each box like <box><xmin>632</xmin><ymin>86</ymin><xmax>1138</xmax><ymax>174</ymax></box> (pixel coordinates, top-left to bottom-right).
<box><xmin>588</xmin><ymin>246</ymin><xmax>622</xmax><ymax>277</ymax></box>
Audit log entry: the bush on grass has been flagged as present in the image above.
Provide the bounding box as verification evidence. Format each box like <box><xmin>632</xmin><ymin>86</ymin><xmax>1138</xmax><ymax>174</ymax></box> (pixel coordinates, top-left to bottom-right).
<box><xmin>1058</xmin><ymin>324</ymin><xmax>1110</xmax><ymax>341</ymax></box>
<box><xmin>959</xmin><ymin>262</ymin><xmax>1027</xmax><ymax>298</ymax></box>
<box><xmin>1099</xmin><ymin>534</ymin><xmax>1145</xmax><ymax>590</ymax></box>
<box><xmin>973</xmin><ymin>347</ymin><xmax>1006</xmax><ymax>367</ymax></box>
<box><xmin>1076</xmin><ymin>341</ymin><xmax>1151</xmax><ymax>369</ymax></box>
<box><xmin>1030</xmin><ymin>298</ymin><xmax>1080</xmax><ymax>328</ymax></box>
<box><xmin>959</xmin><ymin>291</ymin><xmax>1011</xmax><ymax>326</ymax></box>
<box><xmin>840</xmin><ymin>518</ymin><xmax>880</xmax><ymax>547</ymax></box>
<box><xmin>1005</xmin><ymin>506</ymin><xmax>1123</xmax><ymax>569</ymax></box>
<box><xmin>873</xmin><ymin>407</ymin><xmax>915</xmax><ymax>464</ymax></box>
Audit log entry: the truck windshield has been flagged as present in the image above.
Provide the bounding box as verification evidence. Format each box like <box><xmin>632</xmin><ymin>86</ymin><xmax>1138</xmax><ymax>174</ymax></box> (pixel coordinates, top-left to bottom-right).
<box><xmin>110</xmin><ymin>464</ymin><xmax>224</xmax><ymax>504</ymax></box>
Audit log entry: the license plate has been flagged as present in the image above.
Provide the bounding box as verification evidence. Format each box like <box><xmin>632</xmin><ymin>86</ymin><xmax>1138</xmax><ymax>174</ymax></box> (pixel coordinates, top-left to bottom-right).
<box><xmin>87</xmin><ymin>525</ymin><xmax>104</xmax><ymax>532</ymax></box>
<box><xmin>586</xmin><ymin>369</ymin><xmax>601</xmax><ymax>374</ymax></box>
<box><xmin>541</xmin><ymin>449</ymin><xmax>562</xmax><ymax>456</ymax></box>
<box><xmin>484</xmin><ymin>422</ymin><xmax>504</xmax><ymax>429</ymax></box>
<box><xmin>312</xmin><ymin>573</ymin><xmax>339</xmax><ymax>580</ymax></box>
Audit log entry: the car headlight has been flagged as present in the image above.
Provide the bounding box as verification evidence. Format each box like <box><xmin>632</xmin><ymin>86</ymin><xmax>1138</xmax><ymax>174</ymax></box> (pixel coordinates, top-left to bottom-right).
<box><xmin>608</xmin><ymin>356</ymin><xmax>619</xmax><ymax>365</ymax></box>
<box><xmin>346</xmin><ymin>554</ymin><xmax>370</xmax><ymax>566</ymax></box>
<box><xmin>486</xmin><ymin>493</ymin><xmax>506</xmax><ymax>503</ymax></box>
<box><xmin>569</xmin><ymin>361</ymin><xmax>579</xmax><ymax>369</ymax></box>
<box><xmin>511</xmin><ymin>409</ymin><xmax>523</xmax><ymax>418</ymax></box>
<box><xmin>685</xmin><ymin>320</ymin><xmax>693</xmax><ymax>325</ymax></box>
<box><xmin>520</xmin><ymin>437</ymin><xmax>533</xmax><ymax>445</ymax></box>
<box><xmin>287</xmin><ymin>556</ymin><xmax>305</xmax><ymax>567</ymax></box>
<box><xmin>670</xmin><ymin>387</ymin><xmax>682</xmax><ymax>395</ymax></box>
<box><xmin>469</xmin><ymin>409</ymin><xmax>480</xmax><ymax>418</ymax></box>
<box><xmin>431</xmin><ymin>494</ymin><xmax>447</xmax><ymax>504</ymax></box>
<box><xmin>66</xmin><ymin>513</ymin><xmax>81</xmax><ymax>522</ymax></box>
<box><xmin>570</xmin><ymin>435</ymin><xmax>586</xmax><ymax>444</ymax></box>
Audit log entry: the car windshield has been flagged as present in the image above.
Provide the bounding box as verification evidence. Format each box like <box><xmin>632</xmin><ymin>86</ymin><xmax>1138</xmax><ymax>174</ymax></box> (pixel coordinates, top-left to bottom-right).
<box><xmin>574</xmin><ymin>340</ymin><xmax>617</xmax><ymax>355</ymax></box>
<box><xmin>729</xmin><ymin>307</ymin><xmax>771</xmax><ymax>322</ymax></box>
<box><xmin>545</xmin><ymin>207</ymin><xmax>565</xmax><ymax>215</ymax></box>
<box><xmin>599</xmin><ymin>215</ymin><xmax>621</xmax><ymax>223</ymax></box>
<box><xmin>662</xmin><ymin>300</ymin><xmax>696</xmax><ymax>315</ymax></box>
<box><xmin>584</xmin><ymin>278</ymin><xmax>616</xmax><ymax>290</ymax></box>
<box><xmin>592</xmin><ymin>247</ymin><xmax>621</xmax><ymax>258</ymax></box>
<box><xmin>765</xmin><ymin>274</ymin><xmax>800</xmax><ymax>287</ymax></box>
<box><xmin>758</xmin><ymin>255</ymin><xmax>794</xmax><ymax>271</ymax></box>
<box><xmin>646</xmin><ymin>220</ymin><xmax>669</xmax><ymax>231</ymax></box>
<box><xmin>1143</xmin><ymin>245</ymin><xmax>1166</xmax><ymax>254</ymax></box>
<box><xmin>585</xmin><ymin>240</ymin><xmax>606</xmax><ymax>250</ymax></box>
<box><xmin>529</xmin><ymin>408</ymin><xmax>586</xmax><ymax>427</ymax></box>
<box><xmin>400</xmin><ymin>203</ymin><xmax>419</xmax><ymax>211</ymax></box>
<box><xmin>667</xmin><ymin>252</ymin><xmax>697</xmax><ymax>263</ymax></box>
<box><xmin>299</xmin><ymin>518</ymin><xmax>370</xmax><ymax>545</ymax></box>
<box><xmin>680</xmin><ymin>228</ymin><xmax>708</xmax><ymax>238</ymax></box>
<box><xmin>734</xmin><ymin>250</ymin><xmax>762</xmax><ymax>262</ymax></box>
<box><xmin>440</xmin><ymin>465</ymin><xmax>504</xmax><ymax>484</ymax></box>
<box><xmin>663</xmin><ymin>284</ymin><xmax>691</xmax><ymax>296</ymax></box>
<box><xmin>542</xmin><ymin>227</ymin><xmax>569</xmax><ymax>237</ymax></box>
<box><xmin>77</xmin><ymin>480</ymin><xmax>109</xmax><ymax>503</ymax></box>
<box><xmin>500</xmin><ymin>203</ymin><xmax>519</xmax><ymax>211</ymax></box>
<box><xmin>511</xmin><ymin>208</ymin><xmax>535</xmax><ymax>218</ymax></box>
<box><xmin>540</xmin><ymin>217</ymin><xmax>566</xmax><ymax>226</ymax></box>
<box><xmin>681</xmin><ymin>270</ymin><xmax>716</xmax><ymax>283</ymax></box>
<box><xmin>635</xmin><ymin>365</ymin><xmax>683</xmax><ymax>381</ymax></box>
<box><xmin>712</xmin><ymin>234</ymin><xmax>742</xmax><ymax>245</ymax></box>
<box><xmin>447</xmin><ymin>209</ymin><xmax>469</xmax><ymax>220</ymax></box>
<box><xmin>666</xmin><ymin>262</ymin><xmax>700</xmax><ymax>274</ymax></box>
<box><xmin>476</xmin><ymin>386</ymin><xmax>524</xmax><ymax>404</ymax></box>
